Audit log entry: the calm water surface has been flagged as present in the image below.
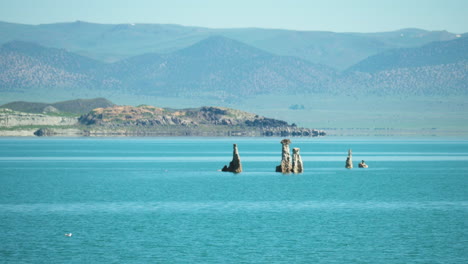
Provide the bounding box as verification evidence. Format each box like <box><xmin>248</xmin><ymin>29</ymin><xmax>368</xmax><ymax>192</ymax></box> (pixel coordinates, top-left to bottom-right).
<box><xmin>0</xmin><ymin>137</ymin><xmax>467</xmax><ymax>263</ymax></box>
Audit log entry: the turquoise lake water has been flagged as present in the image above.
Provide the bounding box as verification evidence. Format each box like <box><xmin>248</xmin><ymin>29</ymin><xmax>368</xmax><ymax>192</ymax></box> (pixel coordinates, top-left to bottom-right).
<box><xmin>0</xmin><ymin>137</ymin><xmax>467</xmax><ymax>263</ymax></box>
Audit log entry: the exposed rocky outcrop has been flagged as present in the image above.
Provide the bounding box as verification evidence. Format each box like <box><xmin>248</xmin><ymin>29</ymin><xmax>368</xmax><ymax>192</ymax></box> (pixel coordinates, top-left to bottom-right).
<box><xmin>78</xmin><ymin>105</ymin><xmax>325</xmax><ymax>137</ymax></box>
<box><xmin>1</xmin><ymin>104</ymin><xmax>326</xmax><ymax>137</ymax></box>
<box><xmin>276</xmin><ymin>139</ymin><xmax>292</xmax><ymax>173</ymax></box>
<box><xmin>292</xmin><ymin>148</ymin><xmax>303</xmax><ymax>173</ymax></box>
<box><xmin>221</xmin><ymin>144</ymin><xmax>242</xmax><ymax>173</ymax></box>
<box><xmin>0</xmin><ymin>108</ymin><xmax>78</xmax><ymax>127</ymax></box>
<box><xmin>345</xmin><ymin>149</ymin><xmax>353</xmax><ymax>169</ymax></box>
<box><xmin>358</xmin><ymin>160</ymin><xmax>369</xmax><ymax>168</ymax></box>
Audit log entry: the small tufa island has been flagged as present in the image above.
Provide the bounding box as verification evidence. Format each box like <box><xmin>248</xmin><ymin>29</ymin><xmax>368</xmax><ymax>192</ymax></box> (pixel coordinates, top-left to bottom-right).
<box><xmin>0</xmin><ymin>98</ymin><xmax>326</xmax><ymax>137</ymax></box>
<box><xmin>221</xmin><ymin>144</ymin><xmax>243</xmax><ymax>173</ymax></box>
<box><xmin>345</xmin><ymin>149</ymin><xmax>369</xmax><ymax>169</ymax></box>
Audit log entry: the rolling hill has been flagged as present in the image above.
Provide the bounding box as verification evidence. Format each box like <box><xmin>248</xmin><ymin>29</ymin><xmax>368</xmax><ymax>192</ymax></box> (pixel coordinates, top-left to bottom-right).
<box><xmin>0</xmin><ymin>35</ymin><xmax>466</xmax><ymax>103</ymax></box>
<box><xmin>0</xmin><ymin>98</ymin><xmax>115</xmax><ymax>114</ymax></box>
<box><xmin>348</xmin><ymin>36</ymin><xmax>468</xmax><ymax>73</ymax></box>
<box><xmin>0</xmin><ymin>40</ymin><xmax>101</xmax><ymax>91</ymax></box>
<box><xmin>0</xmin><ymin>37</ymin><xmax>338</xmax><ymax>99</ymax></box>
<box><xmin>103</xmin><ymin>36</ymin><xmax>337</xmax><ymax>98</ymax></box>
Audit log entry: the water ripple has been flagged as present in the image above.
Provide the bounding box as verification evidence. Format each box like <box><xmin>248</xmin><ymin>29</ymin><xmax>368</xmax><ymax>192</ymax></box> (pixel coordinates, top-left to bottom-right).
<box><xmin>1</xmin><ymin>155</ymin><xmax>468</xmax><ymax>162</ymax></box>
<box><xmin>1</xmin><ymin>201</ymin><xmax>466</xmax><ymax>214</ymax></box>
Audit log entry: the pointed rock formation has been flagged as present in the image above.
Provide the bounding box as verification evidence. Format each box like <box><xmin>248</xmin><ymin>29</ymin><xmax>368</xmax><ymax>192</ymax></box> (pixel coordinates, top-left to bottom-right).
<box><xmin>221</xmin><ymin>144</ymin><xmax>242</xmax><ymax>173</ymax></box>
<box><xmin>345</xmin><ymin>149</ymin><xmax>353</xmax><ymax>169</ymax></box>
<box><xmin>276</xmin><ymin>139</ymin><xmax>292</xmax><ymax>173</ymax></box>
<box><xmin>358</xmin><ymin>160</ymin><xmax>369</xmax><ymax>168</ymax></box>
<box><xmin>292</xmin><ymin>147</ymin><xmax>303</xmax><ymax>173</ymax></box>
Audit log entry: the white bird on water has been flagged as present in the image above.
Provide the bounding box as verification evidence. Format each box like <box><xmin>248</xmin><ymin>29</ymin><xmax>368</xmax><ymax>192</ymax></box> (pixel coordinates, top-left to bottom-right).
<box><xmin>64</xmin><ymin>233</ymin><xmax>72</xmax><ymax>237</ymax></box>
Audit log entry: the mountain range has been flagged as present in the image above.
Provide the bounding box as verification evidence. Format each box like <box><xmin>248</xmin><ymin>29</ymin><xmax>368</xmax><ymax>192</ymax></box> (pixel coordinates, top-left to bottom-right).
<box><xmin>0</xmin><ymin>33</ymin><xmax>466</xmax><ymax>102</ymax></box>
<box><xmin>0</xmin><ymin>21</ymin><xmax>467</xmax><ymax>134</ymax></box>
<box><xmin>0</xmin><ymin>21</ymin><xmax>461</xmax><ymax>69</ymax></box>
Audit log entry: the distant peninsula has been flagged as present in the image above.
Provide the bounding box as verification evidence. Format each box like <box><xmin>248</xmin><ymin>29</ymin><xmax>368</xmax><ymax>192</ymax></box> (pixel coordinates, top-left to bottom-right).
<box><xmin>0</xmin><ymin>98</ymin><xmax>325</xmax><ymax>137</ymax></box>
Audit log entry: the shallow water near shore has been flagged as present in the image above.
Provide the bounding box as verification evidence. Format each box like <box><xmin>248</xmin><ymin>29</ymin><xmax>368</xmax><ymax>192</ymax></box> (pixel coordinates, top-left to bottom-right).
<box><xmin>0</xmin><ymin>137</ymin><xmax>467</xmax><ymax>263</ymax></box>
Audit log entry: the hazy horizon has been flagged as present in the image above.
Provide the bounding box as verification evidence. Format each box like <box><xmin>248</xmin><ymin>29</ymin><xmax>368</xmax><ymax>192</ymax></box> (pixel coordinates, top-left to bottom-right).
<box><xmin>1</xmin><ymin>19</ymin><xmax>465</xmax><ymax>35</ymax></box>
<box><xmin>0</xmin><ymin>0</ymin><xmax>467</xmax><ymax>33</ymax></box>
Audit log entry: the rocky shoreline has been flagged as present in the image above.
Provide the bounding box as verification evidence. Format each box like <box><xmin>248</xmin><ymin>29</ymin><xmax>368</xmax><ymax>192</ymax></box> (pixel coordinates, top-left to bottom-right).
<box><xmin>22</xmin><ymin>127</ymin><xmax>324</xmax><ymax>137</ymax></box>
<box><xmin>0</xmin><ymin>105</ymin><xmax>326</xmax><ymax>137</ymax></box>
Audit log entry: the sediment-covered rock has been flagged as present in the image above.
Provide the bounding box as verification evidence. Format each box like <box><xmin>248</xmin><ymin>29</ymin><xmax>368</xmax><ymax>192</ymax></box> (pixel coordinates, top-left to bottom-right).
<box><xmin>276</xmin><ymin>139</ymin><xmax>292</xmax><ymax>173</ymax></box>
<box><xmin>221</xmin><ymin>144</ymin><xmax>243</xmax><ymax>173</ymax></box>
<box><xmin>345</xmin><ymin>149</ymin><xmax>353</xmax><ymax>169</ymax></box>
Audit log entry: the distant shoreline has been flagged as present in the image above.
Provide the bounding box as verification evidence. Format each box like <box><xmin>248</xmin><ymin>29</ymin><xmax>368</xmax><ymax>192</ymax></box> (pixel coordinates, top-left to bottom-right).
<box><xmin>1</xmin><ymin>129</ymin><xmax>466</xmax><ymax>137</ymax></box>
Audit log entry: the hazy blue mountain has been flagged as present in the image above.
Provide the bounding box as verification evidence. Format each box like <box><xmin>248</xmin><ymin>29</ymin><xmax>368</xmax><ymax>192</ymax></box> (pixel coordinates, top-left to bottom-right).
<box><xmin>348</xmin><ymin>36</ymin><xmax>468</xmax><ymax>73</ymax></box>
<box><xmin>341</xmin><ymin>36</ymin><xmax>468</xmax><ymax>96</ymax></box>
<box><xmin>102</xmin><ymin>36</ymin><xmax>337</xmax><ymax>98</ymax></box>
<box><xmin>351</xmin><ymin>28</ymin><xmax>457</xmax><ymax>47</ymax></box>
<box><xmin>0</xmin><ymin>40</ymin><xmax>103</xmax><ymax>91</ymax></box>
<box><xmin>342</xmin><ymin>62</ymin><xmax>467</xmax><ymax>96</ymax></box>
<box><xmin>221</xmin><ymin>28</ymin><xmax>459</xmax><ymax>70</ymax></box>
<box><xmin>0</xmin><ymin>36</ymin><xmax>466</xmax><ymax>103</ymax></box>
<box><xmin>0</xmin><ymin>21</ymin><xmax>460</xmax><ymax>69</ymax></box>
<box><xmin>0</xmin><ymin>40</ymin><xmax>103</xmax><ymax>73</ymax></box>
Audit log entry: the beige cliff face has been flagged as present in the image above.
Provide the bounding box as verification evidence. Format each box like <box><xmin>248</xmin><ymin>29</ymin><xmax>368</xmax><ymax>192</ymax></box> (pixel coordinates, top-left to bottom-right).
<box><xmin>0</xmin><ymin>109</ymin><xmax>78</xmax><ymax>127</ymax></box>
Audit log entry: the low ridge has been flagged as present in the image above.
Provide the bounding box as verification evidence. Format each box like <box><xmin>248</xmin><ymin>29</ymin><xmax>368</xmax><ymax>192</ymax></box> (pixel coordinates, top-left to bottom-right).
<box><xmin>0</xmin><ymin>98</ymin><xmax>115</xmax><ymax>114</ymax></box>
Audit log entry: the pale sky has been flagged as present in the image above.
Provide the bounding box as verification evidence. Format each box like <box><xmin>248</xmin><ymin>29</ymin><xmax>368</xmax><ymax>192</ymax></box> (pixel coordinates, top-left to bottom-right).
<box><xmin>0</xmin><ymin>0</ymin><xmax>467</xmax><ymax>33</ymax></box>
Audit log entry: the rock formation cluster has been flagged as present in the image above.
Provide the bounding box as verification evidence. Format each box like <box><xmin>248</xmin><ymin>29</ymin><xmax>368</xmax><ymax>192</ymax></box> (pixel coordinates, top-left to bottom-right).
<box><xmin>221</xmin><ymin>144</ymin><xmax>243</xmax><ymax>173</ymax></box>
<box><xmin>346</xmin><ymin>151</ymin><xmax>370</xmax><ymax>169</ymax></box>
<box><xmin>276</xmin><ymin>139</ymin><xmax>303</xmax><ymax>173</ymax></box>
